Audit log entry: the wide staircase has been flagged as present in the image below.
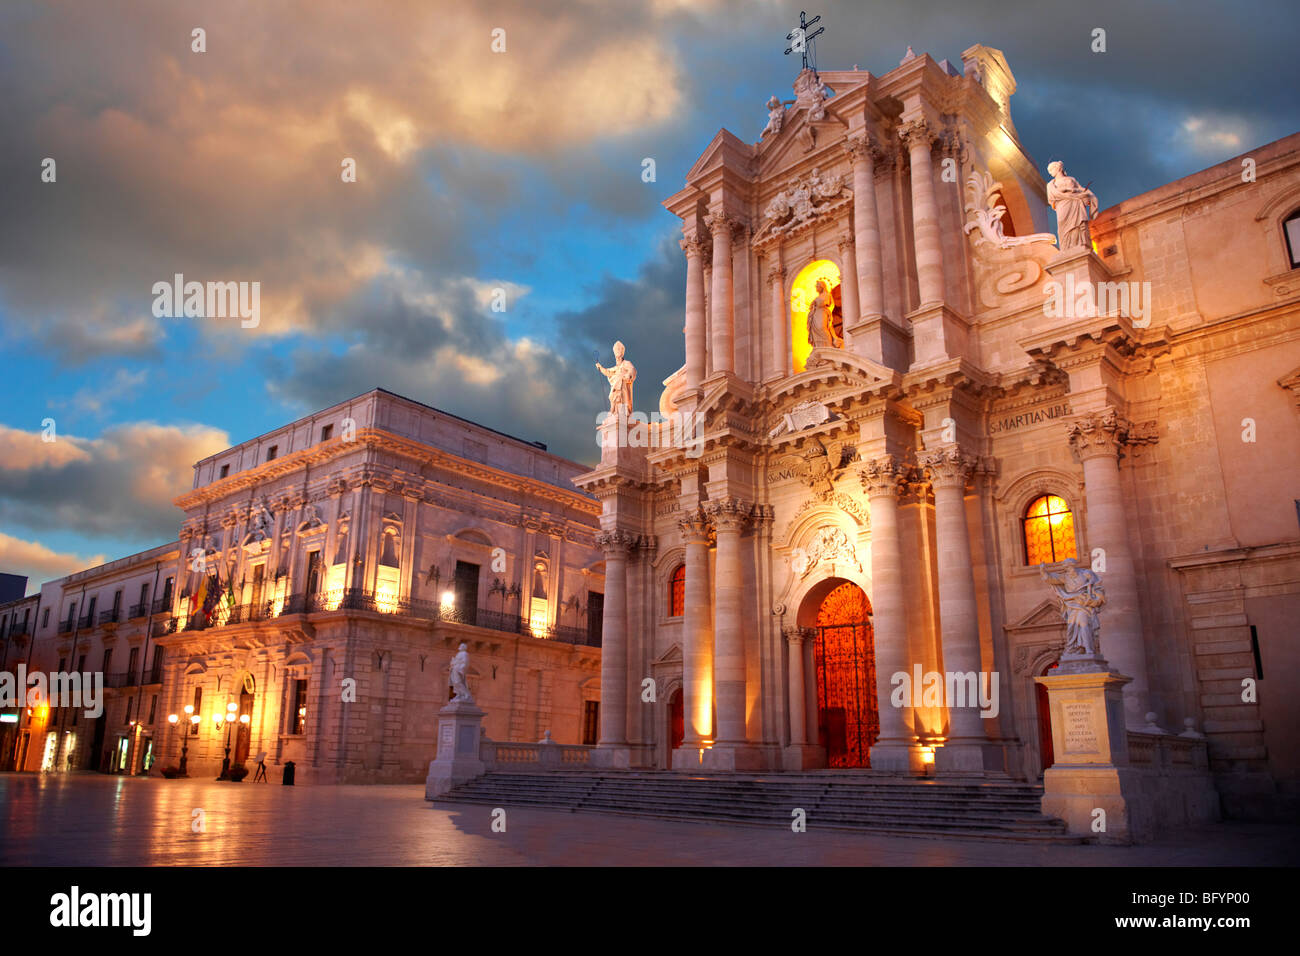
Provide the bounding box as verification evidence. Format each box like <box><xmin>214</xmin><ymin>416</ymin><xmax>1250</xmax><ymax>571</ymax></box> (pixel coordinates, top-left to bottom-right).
<box><xmin>437</xmin><ymin>770</ymin><xmax>1081</xmax><ymax>842</ymax></box>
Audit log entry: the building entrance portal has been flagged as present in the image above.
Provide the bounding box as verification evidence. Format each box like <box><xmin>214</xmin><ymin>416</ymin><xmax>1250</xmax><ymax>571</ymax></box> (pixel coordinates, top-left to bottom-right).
<box><xmin>812</xmin><ymin>581</ymin><xmax>878</xmax><ymax>768</ymax></box>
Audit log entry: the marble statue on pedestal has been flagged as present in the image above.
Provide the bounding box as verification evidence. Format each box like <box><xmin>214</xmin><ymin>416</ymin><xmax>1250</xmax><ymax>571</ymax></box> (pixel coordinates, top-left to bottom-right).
<box><xmin>596</xmin><ymin>341</ymin><xmax>636</xmax><ymax>414</ymax></box>
<box><xmin>1046</xmin><ymin>161</ymin><xmax>1099</xmax><ymax>251</ymax></box>
<box><xmin>1040</xmin><ymin>558</ymin><xmax>1106</xmax><ymax>659</ymax></box>
<box><xmin>449</xmin><ymin>642</ymin><xmax>474</xmax><ymax>702</ymax></box>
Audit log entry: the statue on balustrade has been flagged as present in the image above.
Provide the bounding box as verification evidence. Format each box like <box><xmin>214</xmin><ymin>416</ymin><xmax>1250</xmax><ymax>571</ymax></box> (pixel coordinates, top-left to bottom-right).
<box><xmin>596</xmin><ymin>340</ymin><xmax>636</xmax><ymax>414</ymax></box>
<box><xmin>1046</xmin><ymin>161</ymin><xmax>1098</xmax><ymax>252</ymax></box>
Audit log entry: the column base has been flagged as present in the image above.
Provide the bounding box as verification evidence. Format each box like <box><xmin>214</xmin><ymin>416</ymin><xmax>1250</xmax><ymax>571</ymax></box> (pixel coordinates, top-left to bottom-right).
<box><xmin>782</xmin><ymin>743</ymin><xmax>827</xmax><ymax>771</ymax></box>
<box><xmin>699</xmin><ymin>742</ymin><xmax>771</xmax><ymax>772</ymax></box>
<box><xmin>867</xmin><ymin>740</ymin><xmax>925</xmax><ymax>773</ymax></box>
<box><xmin>934</xmin><ymin>738</ymin><xmax>1007</xmax><ymax>775</ymax></box>
<box><xmin>905</xmin><ymin>303</ymin><xmax>970</xmax><ymax>368</ymax></box>
<box><xmin>591</xmin><ymin>744</ymin><xmax>632</xmax><ymax>769</ymax></box>
<box><xmin>845</xmin><ymin>313</ymin><xmax>910</xmax><ymax>371</ymax></box>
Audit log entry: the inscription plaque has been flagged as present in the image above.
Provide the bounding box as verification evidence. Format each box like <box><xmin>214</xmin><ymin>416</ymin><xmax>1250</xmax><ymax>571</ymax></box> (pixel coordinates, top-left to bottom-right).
<box><xmin>1062</xmin><ymin>701</ymin><xmax>1098</xmax><ymax>754</ymax></box>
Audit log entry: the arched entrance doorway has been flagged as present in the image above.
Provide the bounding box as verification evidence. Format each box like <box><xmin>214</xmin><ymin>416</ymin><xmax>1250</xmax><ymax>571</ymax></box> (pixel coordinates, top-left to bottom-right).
<box><xmin>811</xmin><ymin>581</ymin><xmax>878</xmax><ymax>768</ymax></box>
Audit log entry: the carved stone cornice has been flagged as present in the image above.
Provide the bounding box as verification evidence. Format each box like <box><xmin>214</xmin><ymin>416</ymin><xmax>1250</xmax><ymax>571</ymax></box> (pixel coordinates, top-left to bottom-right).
<box><xmin>705</xmin><ymin>497</ymin><xmax>752</xmax><ymax>533</ymax></box>
<box><xmin>919</xmin><ymin>445</ymin><xmax>976</xmax><ymax>490</ymax></box>
<box><xmin>898</xmin><ymin>118</ymin><xmax>937</xmax><ymax>152</ymax></box>
<box><xmin>1065</xmin><ymin>408</ymin><xmax>1131</xmax><ymax>462</ymax></box>
<box><xmin>859</xmin><ymin>454</ymin><xmax>909</xmax><ymax>499</ymax></box>
<box><xmin>678</xmin><ymin>506</ymin><xmax>713</xmax><ymax>543</ymax></box>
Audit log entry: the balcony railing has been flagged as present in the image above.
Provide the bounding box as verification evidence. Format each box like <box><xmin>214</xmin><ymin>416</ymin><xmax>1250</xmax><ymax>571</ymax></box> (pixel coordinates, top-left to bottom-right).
<box><xmin>151</xmin><ymin>597</ymin><xmax>172</xmax><ymax>615</ymax></box>
<box><xmin>127</xmin><ymin>603</ymin><xmax>147</xmax><ymax>619</ymax></box>
<box><xmin>99</xmin><ymin>609</ymin><xmax>120</xmax><ymax>625</ymax></box>
<box><xmin>145</xmin><ymin>661</ymin><xmax>164</xmax><ymax>684</ymax></box>
<box><xmin>77</xmin><ymin>614</ymin><xmax>93</xmax><ymax>629</ymax></box>
<box><xmin>58</xmin><ymin>620</ymin><xmax>73</xmax><ymax>634</ymax></box>
<box><xmin>152</xmin><ymin>617</ymin><xmax>178</xmax><ymax>638</ymax></box>
<box><xmin>102</xmin><ymin>662</ymin><xmax>163</xmax><ymax>688</ymax></box>
<box><xmin>7</xmin><ymin>621</ymin><xmax>29</xmax><ymax>637</ymax></box>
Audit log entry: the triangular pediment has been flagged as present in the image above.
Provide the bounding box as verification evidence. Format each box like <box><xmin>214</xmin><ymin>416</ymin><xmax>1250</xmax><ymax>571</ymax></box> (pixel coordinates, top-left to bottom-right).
<box><xmin>1007</xmin><ymin>599</ymin><xmax>1063</xmax><ymax>631</ymax></box>
<box><xmin>685</xmin><ymin>128</ymin><xmax>755</xmax><ymax>181</ymax></box>
<box><xmin>653</xmin><ymin>643</ymin><xmax>683</xmax><ymax>666</ymax></box>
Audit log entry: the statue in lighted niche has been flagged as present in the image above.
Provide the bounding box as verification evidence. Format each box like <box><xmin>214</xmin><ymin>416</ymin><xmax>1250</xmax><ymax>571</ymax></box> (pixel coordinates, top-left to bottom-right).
<box><xmin>805</xmin><ymin>279</ymin><xmax>842</xmax><ymax>351</ymax></box>
<box><xmin>596</xmin><ymin>340</ymin><xmax>636</xmax><ymax>414</ymax></box>
<box><xmin>1046</xmin><ymin>161</ymin><xmax>1098</xmax><ymax>252</ymax></box>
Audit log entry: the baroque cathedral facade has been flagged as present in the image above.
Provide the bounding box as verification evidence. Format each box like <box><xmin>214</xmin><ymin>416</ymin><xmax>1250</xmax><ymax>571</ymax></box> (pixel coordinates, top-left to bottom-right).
<box><xmin>576</xmin><ymin>45</ymin><xmax>1300</xmax><ymax>819</ymax></box>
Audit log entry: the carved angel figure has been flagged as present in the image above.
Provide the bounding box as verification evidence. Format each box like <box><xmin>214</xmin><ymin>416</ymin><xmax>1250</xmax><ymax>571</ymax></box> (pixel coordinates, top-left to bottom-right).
<box><xmin>762</xmin><ymin>94</ymin><xmax>795</xmax><ymax>138</ymax></box>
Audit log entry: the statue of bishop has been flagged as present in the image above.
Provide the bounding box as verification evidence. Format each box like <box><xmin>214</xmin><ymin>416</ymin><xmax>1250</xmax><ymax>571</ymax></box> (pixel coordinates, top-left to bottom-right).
<box><xmin>596</xmin><ymin>341</ymin><xmax>636</xmax><ymax>414</ymax></box>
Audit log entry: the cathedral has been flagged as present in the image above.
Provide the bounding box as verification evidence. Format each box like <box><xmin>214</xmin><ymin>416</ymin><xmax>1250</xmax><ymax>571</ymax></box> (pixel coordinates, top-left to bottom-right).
<box><xmin>574</xmin><ymin>43</ymin><xmax>1300</xmax><ymax>821</ymax></box>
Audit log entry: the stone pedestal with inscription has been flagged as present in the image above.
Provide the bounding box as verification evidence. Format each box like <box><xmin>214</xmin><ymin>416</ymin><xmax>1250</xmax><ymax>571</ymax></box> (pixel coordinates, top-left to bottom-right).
<box><xmin>424</xmin><ymin>699</ymin><xmax>486</xmax><ymax>799</ymax></box>
<box><xmin>1035</xmin><ymin>667</ymin><xmax>1145</xmax><ymax>844</ymax></box>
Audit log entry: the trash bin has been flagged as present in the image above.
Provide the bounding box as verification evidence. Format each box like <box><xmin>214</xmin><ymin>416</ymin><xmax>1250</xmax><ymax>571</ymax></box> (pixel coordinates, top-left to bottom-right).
<box><xmin>282</xmin><ymin>760</ymin><xmax>295</xmax><ymax>786</ymax></box>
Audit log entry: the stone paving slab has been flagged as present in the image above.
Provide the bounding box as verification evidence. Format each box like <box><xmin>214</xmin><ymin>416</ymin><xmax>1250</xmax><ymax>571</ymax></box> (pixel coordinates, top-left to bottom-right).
<box><xmin>2</xmin><ymin>773</ymin><xmax>1296</xmax><ymax>866</ymax></box>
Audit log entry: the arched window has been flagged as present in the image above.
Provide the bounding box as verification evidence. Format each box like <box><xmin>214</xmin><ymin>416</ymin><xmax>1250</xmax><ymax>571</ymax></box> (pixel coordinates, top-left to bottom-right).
<box><xmin>669</xmin><ymin>564</ymin><xmax>685</xmax><ymax>617</ymax></box>
<box><xmin>1285</xmin><ymin>209</ymin><xmax>1300</xmax><ymax>269</ymax></box>
<box><xmin>1023</xmin><ymin>494</ymin><xmax>1077</xmax><ymax>565</ymax></box>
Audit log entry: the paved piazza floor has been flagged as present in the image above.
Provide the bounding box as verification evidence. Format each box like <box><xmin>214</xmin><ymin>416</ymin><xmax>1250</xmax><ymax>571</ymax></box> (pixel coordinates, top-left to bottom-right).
<box><xmin>2</xmin><ymin>773</ymin><xmax>1296</xmax><ymax>866</ymax></box>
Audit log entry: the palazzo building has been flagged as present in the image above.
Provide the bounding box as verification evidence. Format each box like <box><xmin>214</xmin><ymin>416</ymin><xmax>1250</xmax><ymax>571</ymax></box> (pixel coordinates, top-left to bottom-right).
<box><xmin>4</xmin><ymin>389</ymin><xmax>605</xmax><ymax>784</ymax></box>
<box><xmin>575</xmin><ymin>45</ymin><xmax>1300</xmax><ymax>819</ymax></box>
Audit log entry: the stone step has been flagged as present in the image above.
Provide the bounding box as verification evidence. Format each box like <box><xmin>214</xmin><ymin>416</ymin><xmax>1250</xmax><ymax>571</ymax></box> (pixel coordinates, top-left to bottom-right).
<box><xmin>437</xmin><ymin>771</ymin><xmax>1078</xmax><ymax>843</ymax></box>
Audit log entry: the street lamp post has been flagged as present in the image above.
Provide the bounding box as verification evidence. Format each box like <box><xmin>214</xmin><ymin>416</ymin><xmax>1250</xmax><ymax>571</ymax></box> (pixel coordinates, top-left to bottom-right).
<box><xmin>216</xmin><ymin>702</ymin><xmax>251</xmax><ymax>779</ymax></box>
<box><xmin>166</xmin><ymin>704</ymin><xmax>200</xmax><ymax>775</ymax></box>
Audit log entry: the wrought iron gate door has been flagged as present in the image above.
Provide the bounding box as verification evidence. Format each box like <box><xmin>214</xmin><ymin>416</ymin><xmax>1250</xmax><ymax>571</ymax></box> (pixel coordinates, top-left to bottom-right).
<box><xmin>814</xmin><ymin>622</ymin><xmax>879</xmax><ymax>767</ymax></box>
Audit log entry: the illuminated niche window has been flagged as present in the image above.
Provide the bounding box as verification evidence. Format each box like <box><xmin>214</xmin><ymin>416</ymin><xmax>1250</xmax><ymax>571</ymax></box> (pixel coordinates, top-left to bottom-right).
<box><xmin>789</xmin><ymin>259</ymin><xmax>843</xmax><ymax>373</ymax></box>
<box><xmin>1023</xmin><ymin>494</ymin><xmax>1077</xmax><ymax>565</ymax></box>
<box><xmin>529</xmin><ymin>559</ymin><xmax>549</xmax><ymax>635</ymax></box>
<box><xmin>1284</xmin><ymin>209</ymin><xmax>1300</xmax><ymax>269</ymax></box>
<box><xmin>669</xmin><ymin>564</ymin><xmax>685</xmax><ymax>617</ymax></box>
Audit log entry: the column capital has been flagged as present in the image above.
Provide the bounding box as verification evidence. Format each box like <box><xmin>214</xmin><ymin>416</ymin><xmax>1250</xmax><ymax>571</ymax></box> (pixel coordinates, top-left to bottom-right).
<box><xmin>782</xmin><ymin>624</ymin><xmax>815</xmax><ymax>645</ymax></box>
<box><xmin>704</xmin><ymin>497</ymin><xmax>751</xmax><ymax>532</ymax></box>
<box><xmin>704</xmin><ymin>210</ymin><xmax>745</xmax><ymax>239</ymax></box>
<box><xmin>595</xmin><ymin>530</ymin><xmax>634</xmax><ymax>555</ymax></box>
<box><xmin>677</xmin><ymin>506</ymin><xmax>713</xmax><ymax>543</ymax></box>
<box><xmin>859</xmin><ymin>454</ymin><xmax>909</xmax><ymax>498</ymax></box>
<box><xmin>847</xmin><ymin>132</ymin><xmax>889</xmax><ymax>166</ymax></box>
<box><xmin>919</xmin><ymin>445</ymin><xmax>976</xmax><ymax>490</ymax></box>
<box><xmin>1065</xmin><ymin>407</ymin><xmax>1132</xmax><ymax>462</ymax></box>
<box><xmin>898</xmin><ymin>118</ymin><xmax>937</xmax><ymax>152</ymax></box>
<box><xmin>837</xmin><ymin>235</ymin><xmax>855</xmax><ymax>255</ymax></box>
<box><xmin>765</xmin><ymin>265</ymin><xmax>786</xmax><ymax>286</ymax></box>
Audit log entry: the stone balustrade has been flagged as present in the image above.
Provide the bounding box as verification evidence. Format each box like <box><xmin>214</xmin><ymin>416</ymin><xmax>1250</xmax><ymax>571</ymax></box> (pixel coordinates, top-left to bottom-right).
<box><xmin>480</xmin><ymin>737</ymin><xmax>594</xmax><ymax>771</ymax></box>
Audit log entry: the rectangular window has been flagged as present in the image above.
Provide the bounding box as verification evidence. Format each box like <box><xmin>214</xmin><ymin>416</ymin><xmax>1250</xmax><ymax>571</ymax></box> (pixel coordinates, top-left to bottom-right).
<box><xmin>219</xmin><ymin>464</ymin><xmax>230</xmax><ymax>479</ymax></box>
<box><xmin>193</xmin><ymin>686</ymin><xmax>202</xmax><ymax>720</ymax></box>
<box><xmin>289</xmin><ymin>679</ymin><xmax>308</xmax><ymax>735</ymax></box>
<box><xmin>102</xmin><ymin>648</ymin><xmax>112</xmax><ymax>672</ymax></box>
<box><xmin>77</xmin><ymin>654</ymin><xmax>86</xmax><ymax>673</ymax></box>
<box><xmin>266</xmin><ymin>445</ymin><xmax>278</xmax><ymax>462</ymax></box>
<box><xmin>162</xmin><ymin>577</ymin><xmax>174</xmax><ymax>609</ymax></box>
<box><xmin>587</xmin><ymin>591</ymin><xmax>604</xmax><ymax>647</ymax></box>
<box><xmin>148</xmin><ymin>695</ymin><xmax>157</xmax><ymax>724</ymax></box>
<box><xmin>582</xmin><ymin>701</ymin><xmax>599</xmax><ymax>746</ymax></box>
<box><xmin>306</xmin><ymin>550</ymin><xmax>322</xmax><ymax>595</ymax></box>
<box><xmin>139</xmin><ymin>582</ymin><xmax>150</xmax><ymax>607</ymax></box>
<box><xmin>453</xmin><ymin>561</ymin><xmax>479</xmax><ymax>626</ymax></box>
<box><xmin>127</xmin><ymin>647</ymin><xmax>139</xmax><ymax>681</ymax></box>
<box><xmin>112</xmin><ymin>589</ymin><xmax>122</xmax><ymax>613</ymax></box>
<box><xmin>58</xmin><ymin>657</ymin><xmax>66</xmax><ymax>673</ymax></box>
<box><xmin>125</xmin><ymin>696</ymin><xmax>133</xmax><ymax>724</ymax></box>
<box><xmin>42</xmin><ymin>608</ymin><xmax>50</xmax><ymax>628</ymax></box>
<box><xmin>320</xmin><ymin>424</ymin><xmax>333</xmax><ymax>442</ymax></box>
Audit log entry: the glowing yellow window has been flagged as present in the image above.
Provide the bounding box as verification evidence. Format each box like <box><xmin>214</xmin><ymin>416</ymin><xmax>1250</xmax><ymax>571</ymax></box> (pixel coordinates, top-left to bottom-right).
<box><xmin>1023</xmin><ymin>494</ymin><xmax>1077</xmax><ymax>565</ymax></box>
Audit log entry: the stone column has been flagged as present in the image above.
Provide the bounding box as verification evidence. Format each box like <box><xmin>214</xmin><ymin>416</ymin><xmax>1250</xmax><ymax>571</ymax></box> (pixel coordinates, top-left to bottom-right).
<box><xmin>784</xmin><ymin>625</ymin><xmax>808</xmax><ymax>745</ymax></box>
<box><xmin>847</xmin><ymin>135</ymin><xmax>885</xmax><ymax>318</ymax></box>
<box><xmin>707</xmin><ymin>498</ymin><xmax>750</xmax><ymax>745</ymax></box>
<box><xmin>766</xmin><ymin>264</ymin><xmax>785</xmax><ymax>382</ymax></box>
<box><xmin>900</xmin><ymin>119</ymin><xmax>945</xmax><ymax>307</ymax></box>
<box><xmin>595</xmin><ymin>530</ymin><xmax>631</xmax><ymax>764</ymax></box>
<box><xmin>837</xmin><ymin>237</ymin><xmax>859</xmax><ymax>343</ymax></box>
<box><xmin>920</xmin><ymin>446</ymin><xmax>994</xmax><ymax>772</ymax></box>
<box><xmin>1066</xmin><ymin>410</ymin><xmax>1151</xmax><ymax>728</ymax></box>
<box><xmin>676</xmin><ymin>508</ymin><xmax>713</xmax><ymax>758</ymax></box>
<box><xmin>681</xmin><ymin>233</ymin><xmax>708</xmax><ymax>391</ymax></box>
<box><xmin>861</xmin><ymin>457</ymin><xmax>921</xmax><ymax>771</ymax></box>
<box><xmin>705</xmin><ymin>212</ymin><xmax>734</xmax><ymax>375</ymax></box>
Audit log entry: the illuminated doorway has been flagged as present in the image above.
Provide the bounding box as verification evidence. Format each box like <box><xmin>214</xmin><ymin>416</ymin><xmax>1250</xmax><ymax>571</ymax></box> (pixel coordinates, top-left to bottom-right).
<box><xmin>1035</xmin><ymin>658</ymin><xmax>1059</xmax><ymax>775</ymax></box>
<box><xmin>812</xmin><ymin>581</ymin><xmax>878</xmax><ymax>768</ymax></box>
<box><xmin>790</xmin><ymin>259</ymin><xmax>844</xmax><ymax>373</ymax></box>
<box><xmin>668</xmin><ymin>687</ymin><xmax>684</xmax><ymax>752</ymax></box>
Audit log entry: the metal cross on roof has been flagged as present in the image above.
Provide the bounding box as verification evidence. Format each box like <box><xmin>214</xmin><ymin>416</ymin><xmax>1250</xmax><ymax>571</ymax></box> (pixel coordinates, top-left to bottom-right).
<box><xmin>784</xmin><ymin>10</ymin><xmax>825</xmax><ymax>71</ymax></box>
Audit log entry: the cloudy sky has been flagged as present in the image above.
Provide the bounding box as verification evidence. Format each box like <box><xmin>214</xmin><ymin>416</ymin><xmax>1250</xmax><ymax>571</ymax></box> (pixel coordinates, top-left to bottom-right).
<box><xmin>0</xmin><ymin>0</ymin><xmax>1294</xmax><ymax>592</ymax></box>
